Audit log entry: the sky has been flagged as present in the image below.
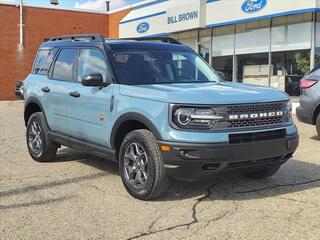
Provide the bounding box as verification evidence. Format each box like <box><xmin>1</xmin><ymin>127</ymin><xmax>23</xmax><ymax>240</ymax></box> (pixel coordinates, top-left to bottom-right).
<box><xmin>0</xmin><ymin>0</ymin><xmax>145</xmax><ymax>11</ymax></box>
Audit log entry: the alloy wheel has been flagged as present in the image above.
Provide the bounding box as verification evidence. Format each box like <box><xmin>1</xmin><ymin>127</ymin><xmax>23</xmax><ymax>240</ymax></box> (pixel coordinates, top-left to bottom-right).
<box><xmin>28</xmin><ymin>121</ymin><xmax>43</xmax><ymax>157</ymax></box>
<box><xmin>123</xmin><ymin>142</ymin><xmax>149</xmax><ymax>189</ymax></box>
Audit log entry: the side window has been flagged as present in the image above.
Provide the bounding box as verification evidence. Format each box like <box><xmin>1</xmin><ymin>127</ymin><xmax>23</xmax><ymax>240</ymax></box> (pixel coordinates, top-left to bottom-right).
<box><xmin>38</xmin><ymin>48</ymin><xmax>58</xmax><ymax>75</ymax></box>
<box><xmin>52</xmin><ymin>48</ymin><xmax>77</xmax><ymax>81</ymax></box>
<box><xmin>32</xmin><ymin>50</ymin><xmax>49</xmax><ymax>74</ymax></box>
<box><xmin>77</xmin><ymin>49</ymin><xmax>108</xmax><ymax>82</ymax></box>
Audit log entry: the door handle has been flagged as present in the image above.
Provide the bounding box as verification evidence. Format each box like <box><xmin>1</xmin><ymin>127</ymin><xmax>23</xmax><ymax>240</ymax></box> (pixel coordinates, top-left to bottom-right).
<box><xmin>69</xmin><ymin>91</ymin><xmax>80</xmax><ymax>98</ymax></box>
<box><xmin>41</xmin><ymin>87</ymin><xmax>50</xmax><ymax>93</ymax></box>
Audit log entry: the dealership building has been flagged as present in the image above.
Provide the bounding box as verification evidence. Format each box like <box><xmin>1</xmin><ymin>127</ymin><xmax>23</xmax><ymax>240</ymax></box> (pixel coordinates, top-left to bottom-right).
<box><xmin>1</xmin><ymin>0</ymin><xmax>320</xmax><ymax>100</ymax></box>
<box><xmin>120</xmin><ymin>0</ymin><xmax>320</xmax><ymax>96</ymax></box>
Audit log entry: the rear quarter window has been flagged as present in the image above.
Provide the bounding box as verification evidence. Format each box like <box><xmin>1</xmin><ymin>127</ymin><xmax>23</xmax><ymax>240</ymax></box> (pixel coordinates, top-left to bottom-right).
<box><xmin>32</xmin><ymin>48</ymin><xmax>58</xmax><ymax>75</ymax></box>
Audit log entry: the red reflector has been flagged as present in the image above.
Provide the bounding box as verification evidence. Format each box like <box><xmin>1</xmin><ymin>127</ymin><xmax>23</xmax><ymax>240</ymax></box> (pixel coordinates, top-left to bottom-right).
<box><xmin>300</xmin><ymin>79</ymin><xmax>318</xmax><ymax>89</ymax></box>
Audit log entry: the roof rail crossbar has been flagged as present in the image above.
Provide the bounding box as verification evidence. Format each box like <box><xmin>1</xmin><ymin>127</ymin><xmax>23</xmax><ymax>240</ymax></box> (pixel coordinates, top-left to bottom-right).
<box><xmin>47</xmin><ymin>34</ymin><xmax>105</xmax><ymax>42</ymax></box>
<box><xmin>121</xmin><ymin>37</ymin><xmax>182</xmax><ymax>45</ymax></box>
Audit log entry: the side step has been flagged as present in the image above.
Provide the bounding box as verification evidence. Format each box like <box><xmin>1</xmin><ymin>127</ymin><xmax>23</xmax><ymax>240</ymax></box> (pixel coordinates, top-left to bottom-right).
<box><xmin>48</xmin><ymin>131</ymin><xmax>117</xmax><ymax>162</ymax></box>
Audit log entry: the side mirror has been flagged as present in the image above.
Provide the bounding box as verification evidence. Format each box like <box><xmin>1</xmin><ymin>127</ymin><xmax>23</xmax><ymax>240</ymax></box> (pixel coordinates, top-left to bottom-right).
<box><xmin>81</xmin><ymin>73</ymin><xmax>104</xmax><ymax>87</ymax></box>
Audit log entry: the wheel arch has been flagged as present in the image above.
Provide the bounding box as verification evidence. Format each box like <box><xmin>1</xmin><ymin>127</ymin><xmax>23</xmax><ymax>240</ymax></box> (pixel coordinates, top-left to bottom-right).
<box><xmin>24</xmin><ymin>97</ymin><xmax>47</xmax><ymax>127</ymax></box>
<box><xmin>110</xmin><ymin>113</ymin><xmax>162</xmax><ymax>153</ymax></box>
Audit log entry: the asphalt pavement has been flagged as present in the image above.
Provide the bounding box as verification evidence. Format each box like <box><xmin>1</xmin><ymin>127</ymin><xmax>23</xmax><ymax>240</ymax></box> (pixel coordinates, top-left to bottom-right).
<box><xmin>1</xmin><ymin>100</ymin><xmax>320</xmax><ymax>240</ymax></box>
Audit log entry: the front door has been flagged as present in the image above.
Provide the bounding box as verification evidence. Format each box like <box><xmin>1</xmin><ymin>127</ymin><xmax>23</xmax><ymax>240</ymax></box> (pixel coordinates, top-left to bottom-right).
<box><xmin>66</xmin><ymin>48</ymin><xmax>114</xmax><ymax>147</ymax></box>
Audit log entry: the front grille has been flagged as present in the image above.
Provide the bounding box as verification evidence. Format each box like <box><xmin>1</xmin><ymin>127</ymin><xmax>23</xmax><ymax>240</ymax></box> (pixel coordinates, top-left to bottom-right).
<box><xmin>227</xmin><ymin>102</ymin><xmax>283</xmax><ymax>113</ymax></box>
<box><xmin>228</xmin><ymin>116</ymin><xmax>283</xmax><ymax>128</ymax></box>
<box><xmin>226</xmin><ymin>102</ymin><xmax>288</xmax><ymax>128</ymax></box>
<box><xmin>229</xmin><ymin>129</ymin><xmax>286</xmax><ymax>144</ymax></box>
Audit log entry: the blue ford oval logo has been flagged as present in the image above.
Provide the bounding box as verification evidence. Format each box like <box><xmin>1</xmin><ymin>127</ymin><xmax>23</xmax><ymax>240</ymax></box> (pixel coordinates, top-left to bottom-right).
<box><xmin>242</xmin><ymin>0</ymin><xmax>267</xmax><ymax>13</ymax></box>
<box><xmin>137</xmin><ymin>22</ymin><xmax>150</xmax><ymax>34</ymax></box>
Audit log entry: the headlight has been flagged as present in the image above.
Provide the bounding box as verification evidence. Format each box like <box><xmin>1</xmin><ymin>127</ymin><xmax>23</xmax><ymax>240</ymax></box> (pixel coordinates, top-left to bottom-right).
<box><xmin>172</xmin><ymin>107</ymin><xmax>223</xmax><ymax>130</ymax></box>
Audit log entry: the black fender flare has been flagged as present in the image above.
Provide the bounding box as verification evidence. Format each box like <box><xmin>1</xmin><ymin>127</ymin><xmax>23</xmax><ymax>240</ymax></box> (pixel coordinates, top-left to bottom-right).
<box><xmin>110</xmin><ymin>112</ymin><xmax>162</xmax><ymax>148</ymax></box>
<box><xmin>24</xmin><ymin>96</ymin><xmax>48</xmax><ymax>127</ymax></box>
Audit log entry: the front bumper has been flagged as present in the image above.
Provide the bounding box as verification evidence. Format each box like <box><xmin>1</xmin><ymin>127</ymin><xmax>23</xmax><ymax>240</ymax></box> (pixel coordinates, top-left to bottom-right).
<box><xmin>159</xmin><ymin>134</ymin><xmax>299</xmax><ymax>182</ymax></box>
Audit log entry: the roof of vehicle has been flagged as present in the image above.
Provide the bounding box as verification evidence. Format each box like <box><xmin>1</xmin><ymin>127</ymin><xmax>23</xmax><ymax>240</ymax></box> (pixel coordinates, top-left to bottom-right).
<box><xmin>39</xmin><ymin>34</ymin><xmax>192</xmax><ymax>52</ymax></box>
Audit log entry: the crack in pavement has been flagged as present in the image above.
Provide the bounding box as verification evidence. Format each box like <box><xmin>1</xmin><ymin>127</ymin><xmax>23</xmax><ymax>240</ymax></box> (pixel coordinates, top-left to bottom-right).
<box><xmin>234</xmin><ymin>178</ymin><xmax>320</xmax><ymax>194</ymax></box>
<box><xmin>127</xmin><ymin>181</ymin><xmax>220</xmax><ymax>240</ymax></box>
<box><xmin>181</xmin><ymin>205</ymin><xmax>238</xmax><ymax>240</ymax></box>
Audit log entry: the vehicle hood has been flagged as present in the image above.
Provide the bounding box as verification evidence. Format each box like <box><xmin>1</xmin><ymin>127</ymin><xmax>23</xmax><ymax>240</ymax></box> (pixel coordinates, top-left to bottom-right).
<box><xmin>119</xmin><ymin>82</ymin><xmax>289</xmax><ymax>104</ymax></box>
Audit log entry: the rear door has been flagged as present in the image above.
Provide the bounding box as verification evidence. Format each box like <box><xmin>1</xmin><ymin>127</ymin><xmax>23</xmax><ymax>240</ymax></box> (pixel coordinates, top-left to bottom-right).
<box><xmin>46</xmin><ymin>48</ymin><xmax>78</xmax><ymax>135</ymax></box>
<box><xmin>66</xmin><ymin>47</ymin><xmax>114</xmax><ymax>147</ymax></box>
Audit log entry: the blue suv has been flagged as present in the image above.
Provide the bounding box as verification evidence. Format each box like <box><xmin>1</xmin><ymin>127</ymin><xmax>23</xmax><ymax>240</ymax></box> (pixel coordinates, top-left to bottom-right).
<box><xmin>24</xmin><ymin>34</ymin><xmax>299</xmax><ymax>200</ymax></box>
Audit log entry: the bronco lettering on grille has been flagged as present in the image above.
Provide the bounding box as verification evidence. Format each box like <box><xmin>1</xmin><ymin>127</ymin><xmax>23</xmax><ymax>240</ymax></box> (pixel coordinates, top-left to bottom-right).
<box><xmin>228</xmin><ymin>111</ymin><xmax>283</xmax><ymax>120</ymax></box>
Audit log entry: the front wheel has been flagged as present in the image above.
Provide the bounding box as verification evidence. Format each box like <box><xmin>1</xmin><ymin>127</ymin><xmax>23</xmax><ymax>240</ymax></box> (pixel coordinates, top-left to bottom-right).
<box><xmin>26</xmin><ymin>112</ymin><xmax>57</xmax><ymax>162</ymax></box>
<box><xmin>119</xmin><ymin>129</ymin><xmax>170</xmax><ymax>200</ymax></box>
<box><xmin>242</xmin><ymin>166</ymin><xmax>280</xmax><ymax>179</ymax></box>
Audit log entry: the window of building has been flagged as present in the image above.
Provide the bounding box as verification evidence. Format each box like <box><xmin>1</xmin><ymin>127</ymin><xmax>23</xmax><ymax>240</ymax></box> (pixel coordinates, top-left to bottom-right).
<box><xmin>212</xmin><ymin>25</ymin><xmax>234</xmax><ymax>57</ymax></box>
<box><xmin>211</xmin><ymin>25</ymin><xmax>234</xmax><ymax>81</ymax></box>
<box><xmin>235</xmin><ymin>19</ymin><xmax>270</xmax><ymax>55</ymax></box>
<box><xmin>212</xmin><ymin>56</ymin><xmax>233</xmax><ymax>82</ymax></box>
<box><xmin>77</xmin><ymin>49</ymin><xmax>108</xmax><ymax>82</ymax></box>
<box><xmin>171</xmin><ymin>30</ymin><xmax>198</xmax><ymax>51</ymax></box>
<box><xmin>272</xmin><ymin>13</ymin><xmax>312</xmax><ymax>52</ymax></box>
<box><xmin>52</xmin><ymin>48</ymin><xmax>77</xmax><ymax>81</ymax></box>
<box><xmin>315</xmin><ymin>13</ymin><xmax>320</xmax><ymax>66</ymax></box>
<box><xmin>199</xmin><ymin>29</ymin><xmax>211</xmax><ymax>63</ymax></box>
<box><xmin>271</xmin><ymin>50</ymin><xmax>310</xmax><ymax>96</ymax></box>
<box><xmin>237</xmin><ymin>52</ymin><xmax>269</xmax><ymax>85</ymax></box>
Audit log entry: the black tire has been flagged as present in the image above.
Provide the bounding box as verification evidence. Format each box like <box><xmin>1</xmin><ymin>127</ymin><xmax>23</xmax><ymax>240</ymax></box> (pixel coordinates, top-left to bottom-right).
<box><xmin>119</xmin><ymin>129</ymin><xmax>170</xmax><ymax>200</ymax></box>
<box><xmin>242</xmin><ymin>166</ymin><xmax>280</xmax><ymax>179</ymax></box>
<box><xmin>26</xmin><ymin>112</ymin><xmax>57</xmax><ymax>162</ymax></box>
<box><xmin>316</xmin><ymin>113</ymin><xmax>320</xmax><ymax>137</ymax></box>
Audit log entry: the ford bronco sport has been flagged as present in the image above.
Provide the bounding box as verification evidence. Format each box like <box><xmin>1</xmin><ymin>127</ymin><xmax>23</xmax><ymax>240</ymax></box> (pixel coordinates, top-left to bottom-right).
<box><xmin>24</xmin><ymin>34</ymin><xmax>299</xmax><ymax>200</ymax></box>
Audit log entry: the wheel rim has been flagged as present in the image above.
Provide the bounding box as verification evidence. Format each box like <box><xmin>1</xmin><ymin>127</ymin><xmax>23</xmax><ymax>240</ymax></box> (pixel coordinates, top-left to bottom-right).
<box><xmin>28</xmin><ymin>121</ymin><xmax>43</xmax><ymax>157</ymax></box>
<box><xmin>123</xmin><ymin>142</ymin><xmax>149</xmax><ymax>189</ymax></box>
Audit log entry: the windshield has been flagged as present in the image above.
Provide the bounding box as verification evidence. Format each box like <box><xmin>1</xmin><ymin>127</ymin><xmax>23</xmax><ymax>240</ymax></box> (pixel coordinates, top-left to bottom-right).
<box><xmin>112</xmin><ymin>50</ymin><xmax>220</xmax><ymax>85</ymax></box>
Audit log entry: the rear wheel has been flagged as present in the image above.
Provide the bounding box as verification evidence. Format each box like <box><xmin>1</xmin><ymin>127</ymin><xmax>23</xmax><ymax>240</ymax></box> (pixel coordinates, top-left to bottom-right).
<box><xmin>316</xmin><ymin>113</ymin><xmax>320</xmax><ymax>137</ymax></box>
<box><xmin>26</xmin><ymin>112</ymin><xmax>57</xmax><ymax>162</ymax></box>
<box><xmin>119</xmin><ymin>129</ymin><xmax>169</xmax><ymax>200</ymax></box>
<box><xmin>242</xmin><ymin>166</ymin><xmax>280</xmax><ymax>179</ymax></box>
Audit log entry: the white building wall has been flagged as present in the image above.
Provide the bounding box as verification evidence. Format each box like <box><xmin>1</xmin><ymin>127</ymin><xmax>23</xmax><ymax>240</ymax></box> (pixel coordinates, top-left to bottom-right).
<box><xmin>119</xmin><ymin>0</ymin><xmax>319</xmax><ymax>38</ymax></box>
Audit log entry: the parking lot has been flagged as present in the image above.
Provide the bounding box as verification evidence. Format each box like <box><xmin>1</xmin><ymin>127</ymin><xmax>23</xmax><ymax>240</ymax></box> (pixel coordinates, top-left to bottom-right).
<box><xmin>1</xmin><ymin>100</ymin><xmax>320</xmax><ymax>240</ymax></box>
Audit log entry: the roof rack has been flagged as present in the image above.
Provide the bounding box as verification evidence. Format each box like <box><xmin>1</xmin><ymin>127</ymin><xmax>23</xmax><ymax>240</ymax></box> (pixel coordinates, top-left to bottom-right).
<box><xmin>121</xmin><ymin>37</ymin><xmax>182</xmax><ymax>45</ymax></box>
<box><xmin>46</xmin><ymin>34</ymin><xmax>105</xmax><ymax>42</ymax></box>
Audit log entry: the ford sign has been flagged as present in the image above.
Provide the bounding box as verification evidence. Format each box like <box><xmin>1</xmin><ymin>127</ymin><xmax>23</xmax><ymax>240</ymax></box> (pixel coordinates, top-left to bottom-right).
<box><xmin>242</xmin><ymin>0</ymin><xmax>267</xmax><ymax>13</ymax></box>
<box><xmin>137</xmin><ymin>22</ymin><xmax>150</xmax><ymax>34</ymax></box>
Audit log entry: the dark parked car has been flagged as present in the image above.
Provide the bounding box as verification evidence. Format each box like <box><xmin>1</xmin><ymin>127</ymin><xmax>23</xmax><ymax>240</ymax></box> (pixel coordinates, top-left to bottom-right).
<box><xmin>296</xmin><ymin>65</ymin><xmax>320</xmax><ymax>136</ymax></box>
<box><xmin>15</xmin><ymin>80</ymin><xmax>24</xmax><ymax>99</ymax></box>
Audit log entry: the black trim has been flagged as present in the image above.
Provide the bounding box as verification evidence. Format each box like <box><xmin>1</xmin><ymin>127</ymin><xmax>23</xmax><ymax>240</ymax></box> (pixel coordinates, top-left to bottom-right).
<box><xmin>48</xmin><ymin>131</ymin><xmax>117</xmax><ymax>162</ymax></box>
<box><xmin>120</xmin><ymin>37</ymin><xmax>182</xmax><ymax>45</ymax></box>
<box><xmin>24</xmin><ymin>97</ymin><xmax>49</xmax><ymax>127</ymax></box>
<box><xmin>47</xmin><ymin>34</ymin><xmax>105</xmax><ymax>42</ymax></box>
<box><xmin>158</xmin><ymin>134</ymin><xmax>299</xmax><ymax>181</ymax></box>
<box><xmin>110</xmin><ymin>112</ymin><xmax>162</xmax><ymax>148</ymax></box>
